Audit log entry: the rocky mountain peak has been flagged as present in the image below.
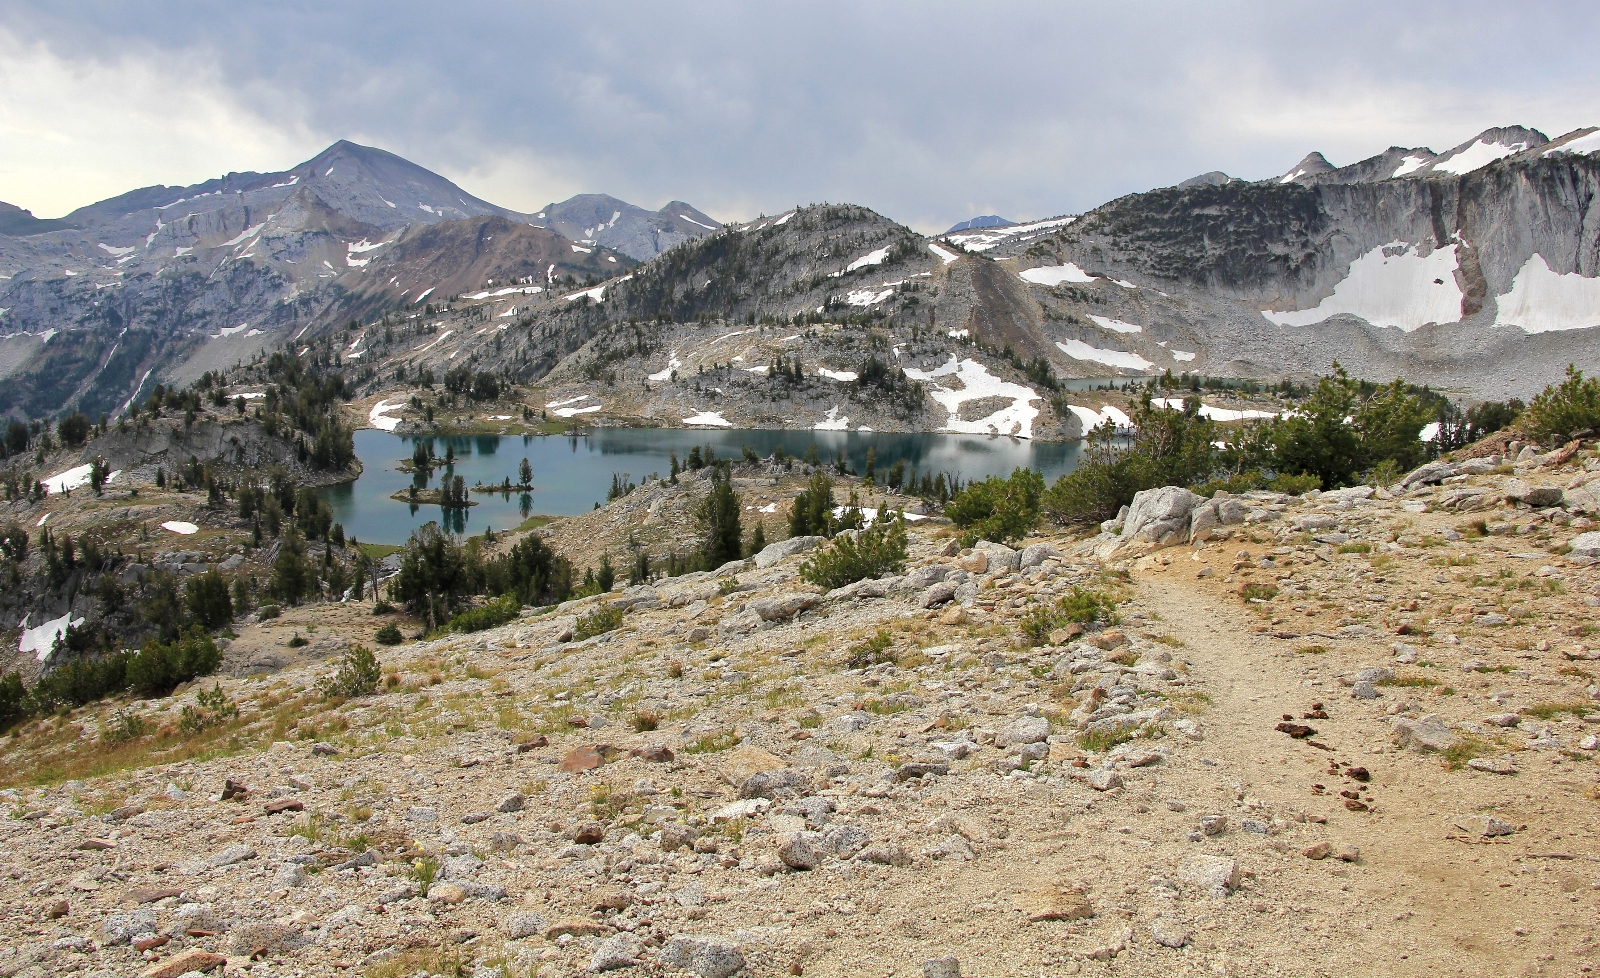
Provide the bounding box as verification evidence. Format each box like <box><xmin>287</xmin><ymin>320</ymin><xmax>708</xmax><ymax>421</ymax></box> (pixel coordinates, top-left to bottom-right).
<box><xmin>1277</xmin><ymin>152</ymin><xmax>1336</xmax><ymax>185</ymax></box>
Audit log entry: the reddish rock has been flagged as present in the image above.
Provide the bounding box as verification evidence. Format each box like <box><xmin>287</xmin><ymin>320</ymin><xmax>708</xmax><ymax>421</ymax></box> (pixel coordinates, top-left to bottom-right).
<box><xmin>559</xmin><ymin>746</ymin><xmax>605</xmax><ymax>773</ymax></box>
<box><xmin>142</xmin><ymin>951</ymin><xmax>226</xmax><ymax>978</ymax></box>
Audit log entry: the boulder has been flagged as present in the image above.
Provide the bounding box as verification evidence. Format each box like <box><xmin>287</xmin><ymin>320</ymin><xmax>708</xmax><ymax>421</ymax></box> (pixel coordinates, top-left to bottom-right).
<box><xmin>660</xmin><ymin>935</ymin><xmax>746</xmax><ymax>978</ymax></box>
<box><xmin>1019</xmin><ymin>543</ymin><xmax>1063</xmax><ymax>568</ymax></box>
<box><xmin>1178</xmin><ymin>854</ymin><xmax>1239</xmax><ymax>898</ymax></box>
<box><xmin>1401</xmin><ymin>461</ymin><xmax>1456</xmax><ymax>487</ymax></box>
<box><xmin>1504</xmin><ymin>479</ymin><xmax>1563</xmax><ymax>508</ymax></box>
<box><xmin>777</xmin><ymin>832</ymin><xmax>823</xmax><ymax>869</ymax></box>
<box><xmin>974</xmin><ymin>540</ymin><xmax>1020</xmax><ymax>573</ymax></box>
<box><xmin>738</xmin><ymin>768</ymin><xmax>812</xmax><ymax>799</ymax></box>
<box><xmin>753</xmin><ymin>536</ymin><xmax>825</xmax><ymax>569</ymax></box>
<box><xmin>749</xmin><ymin>593</ymin><xmax>820</xmax><ymax>622</ymax></box>
<box><xmin>1188</xmin><ymin>503</ymin><xmax>1220</xmax><ymax>542</ymax></box>
<box><xmin>920</xmin><ymin>581</ymin><xmax>960</xmax><ymax>608</ymax></box>
<box><xmin>994</xmin><ymin>715</ymin><xmax>1050</xmax><ymax>747</ymax></box>
<box><xmin>589</xmin><ymin>932</ymin><xmax>644</xmax><ymax>972</ymax></box>
<box><xmin>1391</xmin><ymin>713</ymin><xmax>1459</xmax><ymax>752</ymax></box>
<box><xmin>1569</xmin><ymin>531</ymin><xmax>1600</xmax><ymax>557</ymax></box>
<box><xmin>1122</xmin><ymin>487</ymin><xmax>1204</xmax><ymax>547</ymax></box>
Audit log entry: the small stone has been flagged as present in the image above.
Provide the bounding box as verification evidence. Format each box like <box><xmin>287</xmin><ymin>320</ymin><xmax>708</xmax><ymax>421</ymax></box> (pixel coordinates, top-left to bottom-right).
<box><xmin>660</xmin><ymin>935</ymin><xmax>746</xmax><ymax>978</ymax></box>
<box><xmin>1199</xmin><ymin>815</ymin><xmax>1227</xmax><ymax>837</ymax></box>
<box><xmin>206</xmin><ymin>844</ymin><xmax>257</xmax><ymax>868</ymax></box>
<box><xmin>857</xmin><ymin>843</ymin><xmax>911</xmax><ymax>867</ymax></box>
<box><xmin>777</xmin><ymin>832</ymin><xmax>822</xmax><ymax>870</ymax></box>
<box><xmin>1150</xmin><ymin>916</ymin><xmax>1191</xmax><ymax>949</ymax></box>
<box><xmin>428</xmin><ymin>883</ymin><xmax>467</xmax><ymax>905</ymax></box>
<box><xmin>995</xmin><ymin>715</ymin><xmax>1051</xmax><ymax>748</ymax></box>
<box><xmin>559</xmin><ymin>746</ymin><xmax>606</xmax><ymax>773</ymax></box>
<box><xmin>1466</xmin><ymin>756</ymin><xmax>1517</xmax><ymax>775</ymax></box>
<box><xmin>502</xmin><ymin>911</ymin><xmax>547</xmax><ymax>940</ymax></box>
<box><xmin>407</xmin><ymin>806</ymin><xmax>438</xmax><ymax>822</ymax></box>
<box><xmin>263</xmin><ymin>799</ymin><xmax>303</xmax><ymax>815</ymax></box>
<box><xmin>569</xmin><ymin>821</ymin><xmax>605</xmax><ymax>845</ymax></box>
<box><xmin>45</xmin><ymin>899</ymin><xmax>68</xmax><ymax>919</ymax></box>
<box><xmin>739</xmin><ymin>768</ymin><xmax>812</xmax><ymax>799</ymax></box>
<box><xmin>1454</xmin><ymin>814</ymin><xmax>1517</xmax><ymax>838</ymax></box>
<box><xmin>589</xmin><ymin>932</ymin><xmax>643</xmax><ymax>972</ymax></box>
<box><xmin>922</xmin><ymin>957</ymin><xmax>961</xmax><ymax>978</ymax></box>
<box><xmin>141</xmin><ymin>951</ymin><xmax>227</xmax><ymax>978</ymax></box>
<box><xmin>1302</xmin><ymin>842</ymin><xmax>1332</xmax><ymax>860</ymax></box>
<box><xmin>1351</xmin><ymin>680</ymin><xmax>1379</xmax><ymax>700</ymax></box>
<box><xmin>497</xmin><ymin>793</ymin><xmax>526</xmax><ymax>813</ymax></box>
<box><xmin>1179</xmin><ymin>854</ymin><xmax>1239</xmax><ymax>898</ymax></box>
<box><xmin>273</xmin><ymin>862</ymin><xmax>306</xmax><ymax>887</ymax></box>
<box><xmin>1086</xmin><ymin>769</ymin><xmax>1123</xmax><ymax>792</ymax></box>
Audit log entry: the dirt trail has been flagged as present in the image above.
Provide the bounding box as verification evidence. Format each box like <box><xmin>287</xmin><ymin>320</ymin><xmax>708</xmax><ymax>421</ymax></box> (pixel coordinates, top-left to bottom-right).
<box><xmin>1135</xmin><ymin>556</ymin><xmax>1592</xmax><ymax>977</ymax></box>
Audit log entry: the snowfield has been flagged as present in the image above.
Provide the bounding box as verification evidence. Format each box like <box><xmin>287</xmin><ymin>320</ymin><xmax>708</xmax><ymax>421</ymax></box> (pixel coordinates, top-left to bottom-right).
<box><xmin>1152</xmin><ymin>397</ymin><xmax>1280</xmax><ymax>422</ymax></box>
<box><xmin>1055</xmin><ymin>339</ymin><xmax>1154</xmax><ymax>372</ymax></box>
<box><xmin>948</xmin><ymin>216</ymin><xmax>1074</xmax><ymax>251</ymax></box>
<box><xmin>901</xmin><ymin>356</ymin><xmax>1039</xmax><ymax>438</ymax></box>
<box><xmin>43</xmin><ymin>464</ymin><xmax>120</xmax><ymax>495</ymax></box>
<box><xmin>845</xmin><ymin>247</ymin><xmax>891</xmax><ymax>273</ymax></box>
<box><xmin>1066</xmin><ymin>404</ymin><xmax>1133</xmax><ymax>433</ymax></box>
<box><xmin>1391</xmin><ymin>155</ymin><xmax>1431</xmax><ymax>177</ymax></box>
<box><xmin>1088</xmin><ymin>315</ymin><xmax>1142</xmax><ymax>334</ymax></box>
<box><xmin>1493</xmin><ymin>254</ymin><xmax>1600</xmax><ymax>333</ymax></box>
<box><xmin>682</xmin><ymin>410</ymin><xmax>732</xmax><ymax>427</ymax></box>
<box><xmin>648</xmin><ymin>351</ymin><xmax>682</xmax><ymax>382</ymax></box>
<box><xmin>1433</xmin><ymin>138</ymin><xmax>1527</xmax><ymax>175</ymax></box>
<box><xmin>368</xmin><ymin>399</ymin><xmax>405</xmax><ymax>431</ymax></box>
<box><xmin>813</xmin><ymin>406</ymin><xmax>851</xmax><ymax>431</ymax></box>
<box><xmin>928</xmin><ymin>242</ymin><xmax>960</xmax><ymax>264</ymax></box>
<box><xmin>19</xmin><ymin>612</ymin><xmax>85</xmax><ymax>661</ymax></box>
<box><xmin>1261</xmin><ymin>241</ymin><xmax>1463</xmax><ymax>331</ymax></box>
<box><xmin>846</xmin><ymin>288</ymin><xmax>896</xmax><ymax>307</ymax></box>
<box><xmin>160</xmin><ymin>521</ymin><xmax>199</xmax><ymax>535</ymax></box>
<box><xmin>817</xmin><ymin>368</ymin><xmax>859</xmax><ymax>382</ymax></box>
<box><xmin>1019</xmin><ymin>263</ymin><xmax>1096</xmax><ymax>286</ymax></box>
<box><xmin>1544</xmin><ymin>130</ymin><xmax>1600</xmax><ymax>157</ymax></box>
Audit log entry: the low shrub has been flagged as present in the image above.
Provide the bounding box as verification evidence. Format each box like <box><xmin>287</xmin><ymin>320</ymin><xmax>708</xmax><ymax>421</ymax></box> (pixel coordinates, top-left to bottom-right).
<box><xmin>179</xmin><ymin>684</ymin><xmax>239</xmax><ymax>734</ymax></box>
<box><xmin>1521</xmin><ymin>365</ymin><xmax>1600</xmax><ymax>442</ymax></box>
<box><xmin>945</xmin><ymin>468</ymin><xmax>1044</xmax><ymax>546</ymax></box>
<box><xmin>798</xmin><ymin>514</ymin><xmax>909</xmax><ymax>589</ymax></box>
<box><xmin>449</xmin><ymin>594</ymin><xmax>520</xmax><ymax>633</ymax></box>
<box><xmin>126</xmin><ymin>628</ymin><xmax>222</xmax><ymax>696</ymax></box>
<box><xmin>575</xmin><ymin>603</ymin><xmax>624</xmax><ymax>640</ymax></box>
<box><xmin>322</xmin><ymin>645</ymin><xmax>381</xmax><ymax>699</ymax></box>
<box><xmin>845</xmin><ymin>629</ymin><xmax>895</xmax><ymax>669</ymax></box>
<box><xmin>1058</xmin><ymin>586</ymin><xmax>1118</xmax><ymax>624</ymax></box>
<box><xmin>374</xmin><ymin>623</ymin><xmax>403</xmax><ymax>646</ymax></box>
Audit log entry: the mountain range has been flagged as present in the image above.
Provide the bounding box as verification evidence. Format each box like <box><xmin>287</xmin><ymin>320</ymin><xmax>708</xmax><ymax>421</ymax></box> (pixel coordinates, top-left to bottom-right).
<box><xmin>0</xmin><ymin>124</ymin><xmax>1597</xmax><ymax>426</ymax></box>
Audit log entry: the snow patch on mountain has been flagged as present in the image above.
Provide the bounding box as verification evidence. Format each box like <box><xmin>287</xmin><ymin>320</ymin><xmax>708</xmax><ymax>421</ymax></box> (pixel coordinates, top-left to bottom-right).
<box><xmin>1088</xmin><ymin>315</ymin><xmax>1142</xmax><ymax>334</ymax></box>
<box><xmin>1020</xmin><ymin>263</ymin><xmax>1096</xmax><ymax>286</ymax></box>
<box><xmin>1545</xmin><ymin>130</ymin><xmax>1600</xmax><ymax>158</ymax></box>
<box><xmin>845</xmin><ymin>247</ymin><xmax>891</xmax><ymax>272</ymax></box>
<box><xmin>1261</xmin><ymin>241</ymin><xmax>1462</xmax><ymax>331</ymax></box>
<box><xmin>1055</xmin><ymin>339</ymin><xmax>1154</xmax><ymax>372</ymax></box>
<box><xmin>1493</xmin><ymin>254</ymin><xmax>1600</xmax><ymax>333</ymax></box>
<box><xmin>1433</xmin><ymin>138</ymin><xmax>1527</xmax><ymax>175</ymax></box>
<box><xmin>901</xmin><ymin>356</ymin><xmax>1039</xmax><ymax>438</ymax></box>
<box><xmin>1066</xmin><ymin>404</ymin><xmax>1133</xmax><ymax>432</ymax></box>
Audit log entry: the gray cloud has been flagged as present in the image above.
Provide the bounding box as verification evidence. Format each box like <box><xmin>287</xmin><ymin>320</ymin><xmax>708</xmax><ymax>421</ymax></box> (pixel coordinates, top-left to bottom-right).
<box><xmin>2</xmin><ymin>1</ymin><xmax>1596</xmax><ymax>230</ymax></box>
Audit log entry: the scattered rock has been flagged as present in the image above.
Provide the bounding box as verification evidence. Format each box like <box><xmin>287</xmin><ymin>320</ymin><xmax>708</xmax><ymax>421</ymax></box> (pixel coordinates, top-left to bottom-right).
<box><xmin>141</xmin><ymin>951</ymin><xmax>227</xmax><ymax>978</ymax></box>
<box><xmin>1454</xmin><ymin>814</ymin><xmax>1517</xmax><ymax>838</ymax></box>
<box><xmin>1179</xmin><ymin>855</ymin><xmax>1239</xmax><ymax>898</ymax></box>
<box><xmin>497</xmin><ymin>793</ymin><xmax>526</xmax><ymax>813</ymax></box>
<box><xmin>589</xmin><ymin>932</ymin><xmax>643</xmax><ymax>972</ymax></box>
<box><xmin>99</xmin><ymin>909</ymin><xmax>157</xmax><ymax>945</ymax></box>
<box><xmin>206</xmin><ymin>844</ymin><xmax>256</xmax><ymax>868</ymax></box>
<box><xmin>1150</xmin><ymin>916</ymin><xmax>1191</xmax><ymax>949</ymax></box>
<box><xmin>559</xmin><ymin>746</ymin><xmax>607</xmax><ymax>773</ymax></box>
<box><xmin>502</xmin><ymin>911</ymin><xmax>547</xmax><ymax>940</ymax></box>
<box><xmin>1086</xmin><ymin>769</ymin><xmax>1123</xmax><ymax>791</ymax></box>
<box><xmin>777</xmin><ymin>832</ymin><xmax>822</xmax><ymax>869</ymax></box>
<box><xmin>1466</xmin><ymin>756</ymin><xmax>1517</xmax><ymax>775</ymax></box>
<box><xmin>922</xmin><ymin>957</ymin><xmax>962</xmax><ymax>978</ymax></box>
<box><xmin>661</xmin><ymin>935</ymin><xmax>746</xmax><ymax>978</ymax></box>
<box><xmin>1391</xmin><ymin>713</ymin><xmax>1460</xmax><ymax>752</ymax></box>
<box><xmin>1302</xmin><ymin>842</ymin><xmax>1332</xmax><ymax>860</ymax></box>
<box><xmin>739</xmin><ymin>768</ymin><xmax>812</xmax><ymax>799</ymax></box>
<box><xmin>994</xmin><ymin>715</ymin><xmax>1050</xmax><ymax>747</ymax></box>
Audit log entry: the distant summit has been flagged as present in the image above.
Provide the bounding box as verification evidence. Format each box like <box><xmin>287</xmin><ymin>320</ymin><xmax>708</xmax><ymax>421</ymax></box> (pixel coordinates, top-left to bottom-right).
<box><xmin>1178</xmin><ymin>171</ymin><xmax>1235</xmax><ymax>189</ymax></box>
<box><xmin>944</xmin><ymin>215</ymin><xmax>1013</xmax><ymax>234</ymax></box>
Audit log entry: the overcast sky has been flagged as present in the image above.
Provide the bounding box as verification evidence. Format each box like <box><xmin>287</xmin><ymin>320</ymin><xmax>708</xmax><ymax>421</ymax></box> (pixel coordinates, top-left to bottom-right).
<box><xmin>1</xmin><ymin>2</ymin><xmax>1595</xmax><ymax>232</ymax></box>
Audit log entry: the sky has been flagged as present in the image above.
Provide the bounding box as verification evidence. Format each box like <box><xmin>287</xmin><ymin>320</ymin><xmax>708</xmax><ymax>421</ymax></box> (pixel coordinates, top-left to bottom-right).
<box><xmin>1</xmin><ymin>2</ymin><xmax>1596</xmax><ymax>233</ymax></box>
